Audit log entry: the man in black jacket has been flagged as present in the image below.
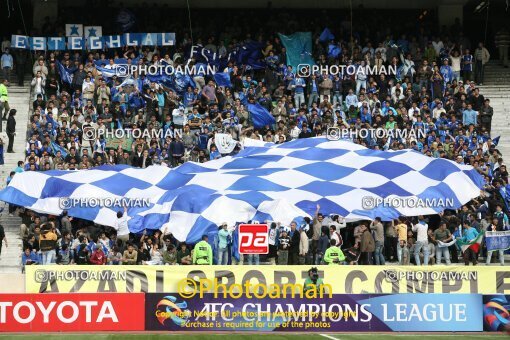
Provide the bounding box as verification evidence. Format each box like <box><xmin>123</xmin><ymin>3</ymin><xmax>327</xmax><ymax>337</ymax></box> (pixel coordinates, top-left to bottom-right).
<box><xmin>131</xmin><ymin>144</ymin><xmax>145</xmax><ymax>167</ymax></box>
<box><xmin>288</xmin><ymin>221</ymin><xmax>300</xmax><ymax>265</ymax></box>
<box><xmin>6</xmin><ymin>109</ymin><xmax>16</xmax><ymax>153</ymax></box>
<box><xmin>0</xmin><ymin>222</ymin><xmax>7</xmax><ymax>258</ymax></box>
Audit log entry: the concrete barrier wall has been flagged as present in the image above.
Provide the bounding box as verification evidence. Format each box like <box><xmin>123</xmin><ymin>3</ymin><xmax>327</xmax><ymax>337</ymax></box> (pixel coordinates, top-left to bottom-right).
<box><xmin>0</xmin><ymin>274</ymin><xmax>25</xmax><ymax>293</ymax></box>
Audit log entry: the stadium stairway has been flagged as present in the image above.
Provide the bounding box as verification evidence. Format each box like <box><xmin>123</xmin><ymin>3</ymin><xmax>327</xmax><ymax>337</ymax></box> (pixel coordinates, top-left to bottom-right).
<box><xmin>478</xmin><ymin>61</ymin><xmax>510</xmax><ymax>161</ymax></box>
<box><xmin>0</xmin><ymin>78</ymin><xmax>31</xmax><ymax>273</ymax></box>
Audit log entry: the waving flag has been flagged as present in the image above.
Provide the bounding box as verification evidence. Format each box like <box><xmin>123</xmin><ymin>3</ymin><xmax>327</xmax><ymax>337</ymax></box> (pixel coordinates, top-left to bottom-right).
<box><xmin>493</xmin><ymin>136</ymin><xmax>500</xmax><ymax>146</ymax></box>
<box><xmin>235</xmin><ymin>41</ymin><xmax>265</xmax><ymax>70</ymax></box>
<box><xmin>246</xmin><ymin>102</ymin><xmax>275</xmax><ymax>128</ymax></box>
<box><xmin>0</xmin><ymin>138</ymin><xmax>484</xmax><ymax>244</ymax></box>
<box><xmin>319</xmin><ymin>28</ymin><xmax>335</xmax><ymax>42</ymax></box>
<box><xmin>213</xmin><ymin>72</ymin><xmax>232</xmax><ymax>88</ymax></box>
<box><xmin>457</xmin><ymin>232</ymin><xmax>484</xmax><ymax>253</ymax></box>
<box><xmin>328</xmin><ymin>43</ymin><xmax>342</xmax><ymax>58</ymax></box>
<box><xmin>95</xmin><ymin>66</ymin><xmax>118</xmax><ymax>78</ymax></box>
<box><xmin>56</xmin><ymin>60</ymin><xmax>75</xmax><ymax>84</ymax></box>
<box><xmin>278</xmin><ymin>32</ymin><xmax>315</xmax><ymax>71</ymax></box>
<box><xmin>50</xmin><ymin>141</ymin><xmax>68</xmax><ymax>158</ymax></box>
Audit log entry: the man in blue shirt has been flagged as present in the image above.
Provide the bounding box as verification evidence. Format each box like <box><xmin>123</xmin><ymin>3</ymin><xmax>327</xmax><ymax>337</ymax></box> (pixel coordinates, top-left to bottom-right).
<box><xmin>307</xmin><ymin>74</ymin><xmax>319</xmax><ymax>107</ymax></box>
<box><xmin>462</xmin><ymin>49</ymin><xmax>474</xmax><ymax>82</ymax></box>
<box><xmin>440</xmin><ymin>58</ymin><xmax>453</xmax><ymax>85</ymax></box>
<box><xmin>22</xmin><ymin>247</ymin><xmax>40</xmax><ymax>268</ymax></box>
<box><xmin>1</xmin><ymin>48</ymin><xmax>13</xmax><ymax>82</ymax></box>
<box><xmin>462</xmin><ymin>104</ymin><xmax>478</xmax><ymax>126</ymax></box>
<box><xmin>217</xmin><ymin>223</ymin><xmax>232</xmax><ymax>265</ymax></box>
<box><xmin>345</xmin><ymin>89</ymin><xmax>358</xmax><ymax>109</ymax></box>
<box><xmin>460</xmin><ymin>221</ymin><xmax>480</xmax><ymax>266</ymax></box>
<box><xmin>292</xmin><ymin>75</ymin><xmax>306</xmax><ymax>108</ymax></box>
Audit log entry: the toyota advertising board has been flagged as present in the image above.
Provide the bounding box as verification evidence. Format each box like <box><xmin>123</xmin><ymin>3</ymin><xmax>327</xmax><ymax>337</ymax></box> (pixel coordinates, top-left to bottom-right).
<box><xmin>0</xmin><ymin>293</ymin><xmax>145</xmax><ymax>332</ymax></box>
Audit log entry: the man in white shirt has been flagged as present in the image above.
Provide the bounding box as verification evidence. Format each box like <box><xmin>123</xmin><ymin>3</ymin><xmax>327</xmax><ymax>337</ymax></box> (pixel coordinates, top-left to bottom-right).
<box><xmin>412</xmin><ymin>216</ymin><xmax>429</xmax><ymax>265</ymax></box>
<box><xmin>114</xmin><ymin>206</ymin><xmax>130</xmax><ymax>247</ymax></box>
<box><xmin>289</xmin><ymin>122</ymin><xmax>301</xmax><ymax>140</ymax></box>
<box><xmin>31</xmin><ymin>71</ymin><xmax>46</xmax><ymax>100</ymax></box>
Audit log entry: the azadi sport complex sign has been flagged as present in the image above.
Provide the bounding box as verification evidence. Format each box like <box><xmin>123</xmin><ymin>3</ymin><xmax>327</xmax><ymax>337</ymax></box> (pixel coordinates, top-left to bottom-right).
<box><xmin>26</xmin><ymin>266</ymin><xmax>510</xmax><ymax>294</ymax></box>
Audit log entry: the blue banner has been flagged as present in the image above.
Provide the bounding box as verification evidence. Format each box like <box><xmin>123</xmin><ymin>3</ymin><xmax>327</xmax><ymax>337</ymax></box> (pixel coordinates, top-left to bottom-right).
<box><xmin>11</xmin><ymin>35</ymin><xmax>29</xmax><ymax>49</ymax></box>
<box><xmin>146</xmin><ymin>293</ymin><xmax>482</xmax><ymax>332</ymax></box>
<box><xmin>189</xmin><ymin>42</ymin><xmax>265</xmax><ymax>71</ymax></box>
<box><xmin>47</xmin><ymin>37</ymin><xmax>66</xmax><ymax>50</ymax></box>
<box><xmin>363</xmin><ymin>294</ymin><xmax>482</xmax><ymax>332</ymax></box>
<box><xmin>485</xmin><ymin>231</ymin><xmax>510</xmax><ymax>251</ymax></box>
<box><xmin>68</xmin><ymin>37</ymin><xmax>85</xmax><ymax>50</ymax></box>
<box><xmin>278</xmin><ymin>32</ymin><xmax>315</xmax><ymax>71</ymax></box>
<box><xmin>11</xmin><ymin>33</ymin><xmax>176</xmax><ymax>50</ymax></box>
<box><xmin>28</xmin><ymin>37</ymin><xmax>46</xmax><ymax>51</ymax></box>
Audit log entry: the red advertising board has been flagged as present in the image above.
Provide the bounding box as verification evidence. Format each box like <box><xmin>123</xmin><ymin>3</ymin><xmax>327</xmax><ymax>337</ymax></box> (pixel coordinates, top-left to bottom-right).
<box><xmin>238</xmin><ymin>224</ymin><xmax>269</xmax><ymax>254</ymax></box>
<box><xmin>0</xmin><ymin>293</ymin><xmax>144</xmax><ymax>332</ymax></box>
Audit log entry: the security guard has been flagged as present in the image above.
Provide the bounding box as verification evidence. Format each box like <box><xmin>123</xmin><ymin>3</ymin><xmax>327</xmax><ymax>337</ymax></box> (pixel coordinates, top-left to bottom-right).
<box><xmin>192</xmin><ymin>235</ymin><xmax>213</xmax><ymax>265</ymax></box>
<box><xmin>323</xmin><ymin>239</ymin><xmax>345</xmax><ymax>265</ymax></box>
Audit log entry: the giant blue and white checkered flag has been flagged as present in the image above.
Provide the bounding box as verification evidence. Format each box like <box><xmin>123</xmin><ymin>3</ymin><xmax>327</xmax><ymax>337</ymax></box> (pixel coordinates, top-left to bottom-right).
<box><xmin>0</xmin><ymin>138</ymin><xmax>484</xmax><ymax>243</ymax></box>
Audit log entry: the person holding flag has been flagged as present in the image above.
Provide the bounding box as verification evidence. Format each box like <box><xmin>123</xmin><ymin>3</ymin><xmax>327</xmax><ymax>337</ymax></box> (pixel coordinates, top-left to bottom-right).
<box><xmin>459</xmin><ymin>220</ymin><xmax>481</xmax><ymax>266</ymax></box>
<box><xmin>485</xmin><ymin>217</ymin><xmax>507</xmax><ymax>266</ymax></box>
<box><xmin>440</xmin><ymin>58</ymin><xmax>453</xmax><ymax>87</ymax></box>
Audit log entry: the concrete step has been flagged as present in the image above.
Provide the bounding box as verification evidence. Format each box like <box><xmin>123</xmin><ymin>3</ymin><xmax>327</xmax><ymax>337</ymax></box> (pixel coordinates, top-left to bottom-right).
<box><xmin>0</xmin><ymin>81</ymin><xmax>31</xmax><ymax>273</ymax></box>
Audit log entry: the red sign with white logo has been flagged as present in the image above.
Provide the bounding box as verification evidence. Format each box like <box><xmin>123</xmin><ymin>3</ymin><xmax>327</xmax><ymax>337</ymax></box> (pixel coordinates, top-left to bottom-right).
<box><xmin>0</xmin><ymin>293</ymin><xmax>144</xmax><ymax>332</ymax></box>
<box><xmin>238</xmin><ymin>224</ymin><xmax>269</xmax><ymax>254</ymax></box>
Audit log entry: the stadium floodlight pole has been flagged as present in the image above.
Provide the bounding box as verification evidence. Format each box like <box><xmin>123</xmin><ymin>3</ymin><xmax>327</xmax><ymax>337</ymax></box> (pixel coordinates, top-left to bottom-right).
<box><xmin>484</xmin><ymin>0</ymin><xmax>490</xmax><ymax>46</ymax></box>
<box><xmin>187</xmin><ymin>0</ymin><xmax>194</xmax><ymax>46</ymax></box>
<box><xmin>350</xmin><ymin>0</ymin><xmax>354</xmax><ymax>58</ymax></box>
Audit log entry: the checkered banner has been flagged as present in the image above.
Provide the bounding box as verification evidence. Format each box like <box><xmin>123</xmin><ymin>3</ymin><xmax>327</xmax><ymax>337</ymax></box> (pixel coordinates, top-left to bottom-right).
<box><xmin>0</xmin><ymin>138</ymin><xmax>484</xmax><ymax>243</ymax></box>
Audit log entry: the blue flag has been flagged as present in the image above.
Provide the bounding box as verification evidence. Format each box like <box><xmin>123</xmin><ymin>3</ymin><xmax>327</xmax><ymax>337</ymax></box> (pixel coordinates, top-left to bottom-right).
<box><xmin>319</xmin><ymin>28</ymin><xmax>335</xmax><ymax>42</ymax></box>
<box><xmin>235</xmin><ymin>41</ymin><xmax>266</xmax><ymax>70</ymax></box>
<box><xmin>56</xmin><ymin>60</ymin><xmax>74</xmax><ymax>84</ymax></box>
<box><xmin>493</xmin><ymin>136</ymin><xmax>500</xmax><ymax>145</ymax></box>
<box><xmin>213</xmin><ymin>72</ymin><xmax>232</xmax><ymax>87</ymax></box>
<box><xmin>328</xmin><ymin>43</ymin><xmax>341</xmax><ymax>58</ymax></box>
<box><xmin>95</xmin><ymin>66</ymin><xmax>118</xmax><ymax>78</ymax></box>
<box><xmin>277</xmin><ymin>32</ymin><xmax>315</xmax><ymax>71</ymax></box>
<box><xmin>246</xmin><ymin>102</ymin><xmax>275</xmax><ymax>128</ymax></box>
<box><xmin>171</xmin><ymin>73</ymin><xmax>196</xmax><ymax>94</ymax></box>
<box><xmin>51</xmin><ymin>141</ymin><xmax>68</xmax><ymax>158</ymax></box>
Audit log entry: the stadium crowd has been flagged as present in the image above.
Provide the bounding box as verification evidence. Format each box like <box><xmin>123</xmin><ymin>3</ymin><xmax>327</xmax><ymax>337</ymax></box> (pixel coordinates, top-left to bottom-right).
<box><xmin>1</xmin><ymin>14</ymin><xmax>510</xmax><ymax>270</ymax></box>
